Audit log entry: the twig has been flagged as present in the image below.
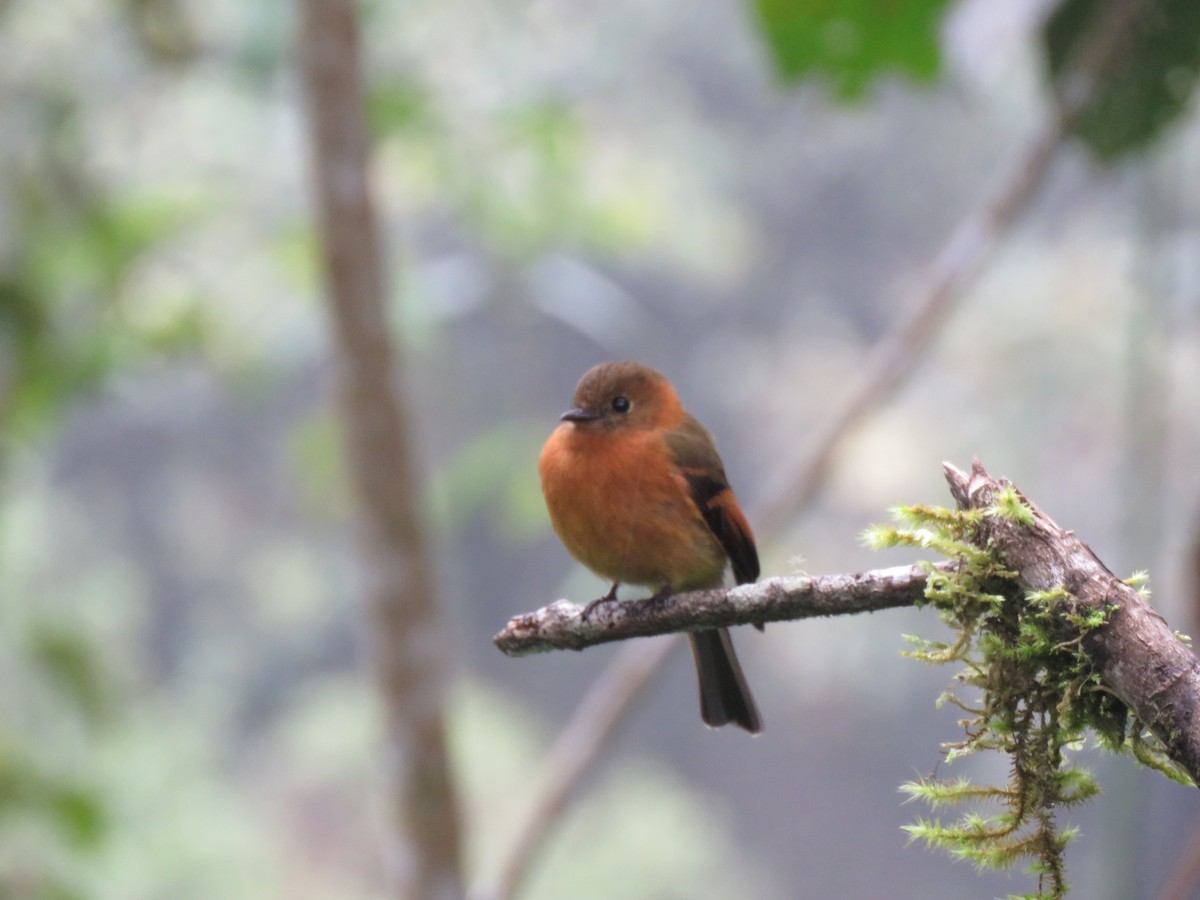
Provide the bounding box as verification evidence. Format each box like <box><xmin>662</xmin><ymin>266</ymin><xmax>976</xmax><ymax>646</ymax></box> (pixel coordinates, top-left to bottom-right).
<box><xmin>298</xmin><ymin>1</ymin><xmax>463</xmax><ymax>896</ymax></box>
<box><xmin>494</xmin><ymin>565</ymin><xmax>942</xmax><ymax>656</ymax></box>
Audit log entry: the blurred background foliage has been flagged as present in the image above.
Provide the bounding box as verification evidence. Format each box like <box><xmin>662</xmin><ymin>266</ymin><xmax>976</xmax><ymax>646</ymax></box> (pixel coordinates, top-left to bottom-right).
<box><xmin>1</xmin><ymin>0</ymin><xmax>1199</xmax><ymax>897</ymax></box>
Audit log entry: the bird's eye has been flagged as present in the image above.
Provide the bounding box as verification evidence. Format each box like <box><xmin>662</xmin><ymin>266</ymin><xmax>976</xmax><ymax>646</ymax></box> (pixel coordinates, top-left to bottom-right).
<box><xmin>611</xmin><ymin>395</ymin><xmax>631</xmax><ymax>413</ymax></box>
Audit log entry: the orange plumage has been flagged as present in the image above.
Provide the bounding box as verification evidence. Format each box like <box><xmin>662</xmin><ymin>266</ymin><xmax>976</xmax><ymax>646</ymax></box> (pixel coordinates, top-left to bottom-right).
<box><xmin>538</xmin><ymin>361</ymin><xmax>762</xmax><ymax>733</ymax></box>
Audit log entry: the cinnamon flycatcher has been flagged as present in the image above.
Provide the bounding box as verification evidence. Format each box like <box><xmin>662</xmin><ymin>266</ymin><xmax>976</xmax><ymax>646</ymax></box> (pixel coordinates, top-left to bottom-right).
<box><xmin>538</xmin><ymin>361</ymin><xmax>762</xmax><ymax>733</ymax></box>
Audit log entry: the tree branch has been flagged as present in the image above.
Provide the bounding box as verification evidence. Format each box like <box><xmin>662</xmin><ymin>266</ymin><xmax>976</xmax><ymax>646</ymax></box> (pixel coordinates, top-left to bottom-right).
<box><xmin>944</xmin><ymin>459</ymin><xmax>1200</xmax><ymax>787</ymax></box>
<box><xmin>500</xmin><ymin>458</ymin><xmax>1200</xmax><ymax>788</ymax></box>
<box><xmin>298</xmin><ymin>1</ymin><xmax>464</xmax><ymax>896</ymax></box>
<box><xmin>494</xmin><ymin>564</ymin><xmax>941</xmax><ymax>656</ymax></box>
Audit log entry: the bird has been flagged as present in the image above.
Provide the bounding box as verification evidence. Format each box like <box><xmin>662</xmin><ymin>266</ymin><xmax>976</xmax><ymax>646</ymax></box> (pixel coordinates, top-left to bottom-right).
<box><xmin>538</xmin><ymin>361</ymin><xmax>762</xmax><ymax>733</ymax></box>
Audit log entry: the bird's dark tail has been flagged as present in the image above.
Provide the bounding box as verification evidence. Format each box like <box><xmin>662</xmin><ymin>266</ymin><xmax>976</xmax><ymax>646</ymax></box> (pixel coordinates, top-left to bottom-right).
<box><xmin>689</xmin><ymin>628</ymin><xmax>762</xmax><ymax>734</ymax></box>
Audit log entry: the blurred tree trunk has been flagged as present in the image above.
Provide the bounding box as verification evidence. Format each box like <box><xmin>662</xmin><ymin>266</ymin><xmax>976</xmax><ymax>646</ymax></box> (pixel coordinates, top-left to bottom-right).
<box><xmin>298</xmin><ymin>2</ymin><xmax>464</xmax><ymax>898</ymax></box>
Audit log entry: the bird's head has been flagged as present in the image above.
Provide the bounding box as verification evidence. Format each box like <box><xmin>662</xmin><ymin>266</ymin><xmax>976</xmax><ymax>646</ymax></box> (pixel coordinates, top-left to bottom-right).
<box><xmin>560</xmin><ymin>361</ymin><xmax>682</xmax><ymax>432</ymax></box>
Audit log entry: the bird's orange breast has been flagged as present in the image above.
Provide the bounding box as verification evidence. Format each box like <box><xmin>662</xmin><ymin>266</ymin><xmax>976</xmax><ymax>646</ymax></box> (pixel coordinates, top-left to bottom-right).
<box><xmin>538</xmin><ymin>423</ymin><xmax>728</xmax><ymax>590</ymax></box>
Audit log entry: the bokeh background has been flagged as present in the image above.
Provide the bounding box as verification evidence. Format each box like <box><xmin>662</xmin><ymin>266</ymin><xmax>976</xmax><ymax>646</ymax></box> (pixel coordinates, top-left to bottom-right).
<box><xmin>3</xmin><ymin>0</ymin><xmax>1200</xmax><ymax>897</ymax></box>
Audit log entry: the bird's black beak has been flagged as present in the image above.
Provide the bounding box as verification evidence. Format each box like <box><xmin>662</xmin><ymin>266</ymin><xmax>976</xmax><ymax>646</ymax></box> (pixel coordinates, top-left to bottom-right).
<box><xmin>561</xmin><ymin>407</ymin><xmax>600</xmax><ymax>423</ymax></box>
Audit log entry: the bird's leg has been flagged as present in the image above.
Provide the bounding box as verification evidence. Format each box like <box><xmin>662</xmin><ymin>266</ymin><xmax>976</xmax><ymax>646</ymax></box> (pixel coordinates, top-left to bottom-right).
<box><xmin>581</xmin><ymin>582</ymin><xmax>620</xmax><ymax>621</ymax></box>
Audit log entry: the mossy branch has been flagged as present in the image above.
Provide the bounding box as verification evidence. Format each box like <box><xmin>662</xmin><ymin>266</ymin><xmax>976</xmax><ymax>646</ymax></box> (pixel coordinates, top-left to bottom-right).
<box><xmin>943</xmin><ymin>459</ymin><xmax>1200</xmax><ymax>786</ymax></box>
<box><xmin>894</xmin><ymin>459</ymin><xmax>1198</xmax><ymax>899</ymax></box>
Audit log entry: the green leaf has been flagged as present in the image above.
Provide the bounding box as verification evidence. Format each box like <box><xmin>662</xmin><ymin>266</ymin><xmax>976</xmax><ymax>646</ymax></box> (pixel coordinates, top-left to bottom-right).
<box><xmin>751</xmin><ymin>0</ymin><xmax>954</xmax><ymax>97</ymax></box>
<box><xmin>28</xmin><ymin>624</ymin><xmax>114</xmax><ymax>729</ymax></box>
<box><xmin>47</xmin><ymin>785</ymin><xmax>107</xmax><ymax>849</ymax></box>
<box><xmin>368</xmin><ymin>78</ymin><xmax>434</xmax><ymax>138</ymax></box>
<box><xmin>0</xmin><ymin>746</ymin><xmax>107</xmax><ymax>849</ymax></box>
<box><xmin>1044</xmin><ymin>0</ymin><xmax>1200</xmax><ymax>161</ymax></box>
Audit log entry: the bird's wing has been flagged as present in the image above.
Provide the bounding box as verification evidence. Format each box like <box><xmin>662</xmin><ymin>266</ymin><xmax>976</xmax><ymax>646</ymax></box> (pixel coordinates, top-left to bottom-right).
<box><xmin>665</xmin><ymin>415</ymin><xmax>760</xmax><ymax>585</ymax></box>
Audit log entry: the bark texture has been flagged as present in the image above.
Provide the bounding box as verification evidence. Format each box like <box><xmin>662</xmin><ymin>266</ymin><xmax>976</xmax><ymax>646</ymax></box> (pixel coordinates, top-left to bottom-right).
<box><xmin>494</xmin><ymin>563</ymin><xmax>940</xmax><ymax>655</ymax></box>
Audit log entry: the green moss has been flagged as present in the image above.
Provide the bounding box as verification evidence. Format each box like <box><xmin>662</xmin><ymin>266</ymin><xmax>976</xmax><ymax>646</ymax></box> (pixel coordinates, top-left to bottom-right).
<box><xmin>880</xmin><ymin>501</ymin><xmax>1184</xmax><ymax>899</ymax></box>
<box><xmin>989</xmin><ymin>485</ymin><xmax>1036</xmax><ymax>526</ymax></box>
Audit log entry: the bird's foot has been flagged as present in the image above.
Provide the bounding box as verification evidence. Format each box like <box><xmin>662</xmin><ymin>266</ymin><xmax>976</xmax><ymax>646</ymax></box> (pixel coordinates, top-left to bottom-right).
<box><xmin>581</xmin><ymin>583</ymin><xmax>620</xmax><ymax>621</ymax></box>
<box><xmin>645</xmin><ymin>585</ymin><xmax>673</xmax><ymax>609</ymax></box>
